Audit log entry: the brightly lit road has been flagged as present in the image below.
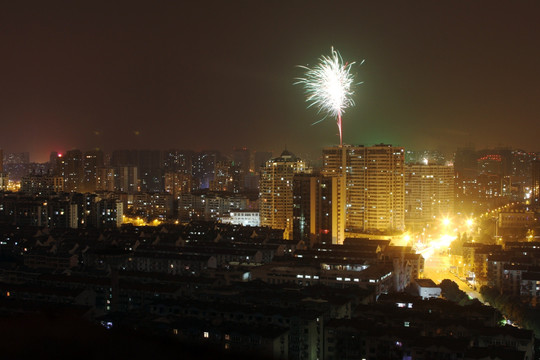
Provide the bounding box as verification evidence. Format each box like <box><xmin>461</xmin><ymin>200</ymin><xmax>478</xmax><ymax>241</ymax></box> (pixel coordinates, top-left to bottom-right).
<box><xmin>422</xmin><ymin>249</ymin><xmax>483</xmax><ymax>302</ymax></box>
<box><xmin>413</xmin><ymin>216</ymin><xmax>484</xmax><ymax>302</ymax></box>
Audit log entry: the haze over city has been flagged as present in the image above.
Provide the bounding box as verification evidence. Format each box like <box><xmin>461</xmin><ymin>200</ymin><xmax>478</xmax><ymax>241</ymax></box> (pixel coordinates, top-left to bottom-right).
<box><xmin>1</xmin><ymin>1</ymin><xmax>539</xmax><ymax>162</ymax></box>
<box><xmin>2</xmin><ymin>2</ymin><xmax>540</xmax><ymax>359</ymax></box>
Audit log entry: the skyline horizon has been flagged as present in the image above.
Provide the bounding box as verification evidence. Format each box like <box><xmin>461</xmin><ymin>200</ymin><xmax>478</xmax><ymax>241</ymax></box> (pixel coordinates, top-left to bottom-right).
<box><xmin>2</xmin><ymin>140</ymin><xmax>538</xmax><ymax>165</ymax></box>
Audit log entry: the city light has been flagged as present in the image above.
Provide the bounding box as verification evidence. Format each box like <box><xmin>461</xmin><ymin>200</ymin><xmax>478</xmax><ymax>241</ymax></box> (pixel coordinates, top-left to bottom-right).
<box><xmin>0</xmin><ymin>3</ymin><xmax>539</xmax><ymax>358</ymax></box>
<box><xmin>441</xmin><ymin>217</ymin><xmax>451</xmax><ymax>227</ymax></box>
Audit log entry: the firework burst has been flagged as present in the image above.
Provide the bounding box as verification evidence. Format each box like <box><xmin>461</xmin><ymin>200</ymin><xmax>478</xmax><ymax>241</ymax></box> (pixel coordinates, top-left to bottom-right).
<box><xmin>295</xmin><ymin>47</ymin><xmax>361</xmax><ymax>146</ymax></box>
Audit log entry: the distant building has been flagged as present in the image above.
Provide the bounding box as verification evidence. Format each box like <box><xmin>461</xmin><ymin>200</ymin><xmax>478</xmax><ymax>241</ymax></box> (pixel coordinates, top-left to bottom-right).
<box><xmin>61</xmin><ymin>149</ymin><xmax>84</xmax><ymax>192</ymax></box>
<box><xmin>81</xmin><ymin>149</ymin><xmax>104</xmax><ymax>193</ymax></box>
<box><xmin>3</xmin><ymin>152</ymin><xmax>30</xmax><ymax>165</ymax></box>
<box><xmin>178</xmin><ymin>192</ymin><xmax>255</xmax><ymax>222</ymax></box>
<box><xmin>533</xmin><ymin>160</ymin><xmax>540</xmax><ymax>205</ymax></box>
<box><xmin>498</xmin><ymin>210</ymin><xmax>536</xmax><ymax>229</ymax></box>
<box><xmin>405</xmin><ymin>163</ymin><xmax>454</xmax><ymax>230</ymax></box>
<box><xmin>115</xmin><ymin>166</ymin><xmax>138</xmax><ymax>193</ymax></box>
<box><xmin>96</xmin><ymin>167</ymin><xmax>116</xmax><ymax>192</ymax></box>
<box><xmin>260</xmin><ymin>150</ymin><xmax>309</xmax><ymax>240</ymax></box>
<box><xmin>221</xmin><ymin>210</ymin><xmax>260</xmax><ymax>227</ymax></box>
<box><xmin>210</xmin><ymin>160</ymin><xmax>234</xmax><ymax>192</ymax></box>
<box><xmin>138</xmin><ymin>150</ymin><xmax>163</xmax><ymax>193</ymax></box>
<box><xmin>0</xmin><ymin>172</ymin><xmax>8</xmax><ymax>191</ymax></box>
<box><xmin>164</xmin><ymin>171</ymin><xmax>192</xmax><ymax>197</ymax></box>
<box><xmin>21</xmin><ymin>174</ymin><xmax>64</xmax><ymax>195</ymax></box>
<box><xmin>233</xmin><ymin>146</ymin><xmax>251</xmax><ymax>173</ymax></box>
<box><xmin>94</xmin><ymin>198</ymin><xmax>123</xmax><ymax>228</ymax></box>
<box><xmin>192</xmin><ymin>151</ymin><xmax>220</xmax><ymax>189</ymax></box>
<box><xmin>163</xmin><ymin>149</ymin><xmax>193</xmax><ymax>174</ymax></box>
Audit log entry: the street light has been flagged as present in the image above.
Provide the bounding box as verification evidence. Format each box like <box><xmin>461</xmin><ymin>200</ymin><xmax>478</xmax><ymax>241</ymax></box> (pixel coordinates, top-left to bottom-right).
<box><xmin>442</xmin><ymin>217</ymin><xmax>451</xmax><ymax>227</ymax></box>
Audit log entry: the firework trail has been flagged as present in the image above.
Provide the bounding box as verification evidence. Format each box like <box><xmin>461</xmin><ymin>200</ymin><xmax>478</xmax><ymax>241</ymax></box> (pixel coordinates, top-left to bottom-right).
<box><xmin>295</xmin><ymin>47</ymin><xmax>361</xmax><ymax>146</ymax></box>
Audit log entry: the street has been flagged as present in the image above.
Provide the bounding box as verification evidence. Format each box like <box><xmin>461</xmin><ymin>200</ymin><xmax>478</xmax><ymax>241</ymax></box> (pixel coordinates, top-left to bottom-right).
<box><xmin>423</xmin><ymin>250</ymin><xmax>483</xmax><ymax>302</ymax></box>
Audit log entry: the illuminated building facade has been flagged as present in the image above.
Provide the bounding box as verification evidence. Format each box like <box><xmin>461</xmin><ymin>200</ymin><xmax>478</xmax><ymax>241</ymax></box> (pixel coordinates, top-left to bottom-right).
<box><xmin>221</xmin><ymin>210</ymin><xmax>260</xmax><ymax>227</ymax></box>
<box><xmin>164</xmin><ymin>171</ymin><xmax>193</xmax><ymax>197</ymax></box>
<box><xmin>94</xmin><ymin>199</ymin><xmax>124</xmax><ymax>228</ymax></box>
<box><xmin>405</xmin><ymin>163</ymin><xmax>454</xmax><ymax>230</ymax></box>
<box><xmin>177</xmin><ymin>192</ymin><xmax>254</xmax><ymax>222</ymax></box>
<box><xmin>322</xmin><ymin>144</ymin><xmax>405</xmax><ymax>243</ymax></box>
<box><xmin>96</xmin><ymin>167</ymin><xmax>116</xmax><ymax>192</ymax></box>
<box><xmin>260</xmin><ymin>150</ymin><xmax>308</xmax><ymax>239</ymax></box>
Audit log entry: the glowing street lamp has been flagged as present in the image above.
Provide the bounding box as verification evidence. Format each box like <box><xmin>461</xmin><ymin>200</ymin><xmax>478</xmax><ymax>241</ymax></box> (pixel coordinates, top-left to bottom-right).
<box><xmin>442</xmin><ymin>217</ymin><xmax>451</xmax><ymax>227</ymax></box>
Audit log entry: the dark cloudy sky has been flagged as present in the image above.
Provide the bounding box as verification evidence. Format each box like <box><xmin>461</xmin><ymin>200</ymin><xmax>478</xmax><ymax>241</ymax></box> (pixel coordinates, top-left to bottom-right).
<box><xmin>1</xmin><ymin>1</ymin><xmax>539</xmax><ymax>162</ymax></box>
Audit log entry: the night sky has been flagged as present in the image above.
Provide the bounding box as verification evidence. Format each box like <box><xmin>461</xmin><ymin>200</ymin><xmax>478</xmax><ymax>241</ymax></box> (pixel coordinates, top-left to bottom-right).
<box><xmin>1</xmin><ymin>1</ymin><xmax>539</xmax><ymax>162</ymax></box>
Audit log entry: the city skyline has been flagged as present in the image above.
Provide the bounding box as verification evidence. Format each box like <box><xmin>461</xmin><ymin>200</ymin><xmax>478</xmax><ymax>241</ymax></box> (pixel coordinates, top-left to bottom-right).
<box><xmin>1</xmin><ymin>2</ymin><xmax>540</xmax><ymax>162</ymax></box>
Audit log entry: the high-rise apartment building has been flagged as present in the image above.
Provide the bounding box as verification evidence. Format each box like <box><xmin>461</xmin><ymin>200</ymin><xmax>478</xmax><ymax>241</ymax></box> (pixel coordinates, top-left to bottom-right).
<box><xmin>164</xmin><ymin>171</ymin><xmax>193</xmax><ymax>197</ymax></box>
<box><xmin>115</xmin><ymin>166</ymin><xmax>138</xmax><ymax>193</ymax></box>
<box><xmin>21</xmin><ymin>174</ymin><xmax>64</xmax><ymax>195</ymax></box>
<box><xmin>292</xmin><ymin>172</ymin><xmax>333</xmax><ymax>245</ymax></box>
<box><xmin>138</xmin><ymin>150</ymin><xmax>163</xmax><ymax>193</ymax></box>
<box><xmin>405</xmin><ymin>163</ymin><xmax>454</xmax><ymax>230</ymax></box>
<box><xmin>163</xmin><ymin>149</ymin><xmax>193</xmax><ymax>174</ymax></box>
<box><xmin>322</xmin><ymin>144</ymin><xmax>405</xmax><ymax>243</ymax></box>
<box><xmin>260</xmin><ymin>150</ymin><xmax>308</xmax><ymax>239</ymax></box>
<box><xmin>192</xmin><ymin>151</ymin><xmax>220</xmax><ymax>189</ymax></box>
<box><xmin>533</xmin><ymin>160</ymin><xmax>540</xmax><ymax>205</ymax></box>
<box><xmin>0</xmin><ymin>149</ymin><xmax>6</xmax><ymax>191</ymax></box>
<box><xmin>232</xmin><ymin>147</ymin><xmax>251</xmax><ymax>192</ymax></box>
<box><xmin>81</xmin><ymin>150</ymin><xmax>104</xmax><ymax>193</ymax></box>
<box><xmin>96</xmin><ymin>167</ymin><xmax>116</xmax><ymax>192</ymax></box>
<box><xmin>233</xmin><ymin>147</ymin><xmax>251</xmax><ymax>173</ymax></box>
<box><xmin>210</xmin><ymin>160</ymin><xmax>233</xmax><ymax>192</ymax></box>
<box><xmin>61</xmin><ymin>150</ymin><xmax>84</xmax><ymax>192</ymax></box>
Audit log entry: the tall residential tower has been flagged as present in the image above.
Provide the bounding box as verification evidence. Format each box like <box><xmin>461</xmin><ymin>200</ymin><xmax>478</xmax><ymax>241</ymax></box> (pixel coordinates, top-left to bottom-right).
<box><xmin>260</xmin><ymin>150</ymin><xmax>308</xmax><ymax>239</ymax></box>
<box><xmin>322</xmin><ymin>144</ymin><xmax>405</xmax><ymax>243</ymax></box>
